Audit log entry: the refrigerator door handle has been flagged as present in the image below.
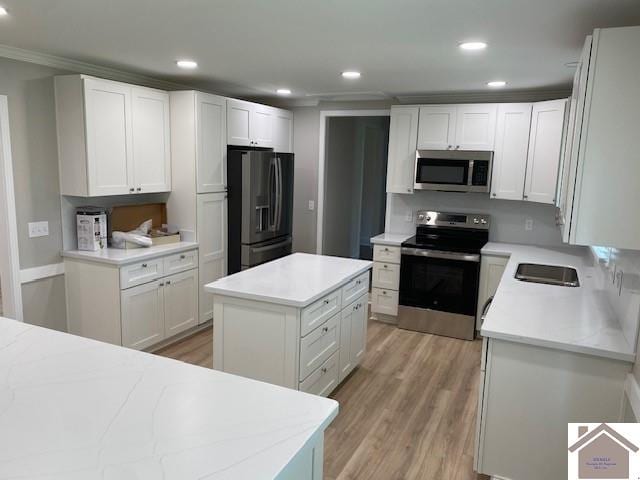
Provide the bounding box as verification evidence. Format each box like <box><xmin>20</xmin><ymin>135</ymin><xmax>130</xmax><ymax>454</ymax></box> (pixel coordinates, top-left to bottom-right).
<box><xmin>275</xmin><ymin>157</ymin><xmax>283</xmax><ymax>231</ymax></box>
<box><xmin>268</xmin><ymin>157</ymin><xmax>276</xmax><ymax>231</ymax></box>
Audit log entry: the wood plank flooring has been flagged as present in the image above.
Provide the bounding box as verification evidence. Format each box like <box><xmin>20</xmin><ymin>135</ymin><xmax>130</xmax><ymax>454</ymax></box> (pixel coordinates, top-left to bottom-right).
<box><xmin>155</xmin><ymin>319</ymin><xmax>488</xmax><ymax>480</ymax></box>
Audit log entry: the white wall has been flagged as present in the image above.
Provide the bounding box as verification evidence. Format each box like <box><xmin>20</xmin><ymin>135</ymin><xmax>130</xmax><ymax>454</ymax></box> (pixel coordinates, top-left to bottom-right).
<box><xmin>386</xmin><ymin>191</ymin><xmax>563</xmax><ymax>245</ymax></box>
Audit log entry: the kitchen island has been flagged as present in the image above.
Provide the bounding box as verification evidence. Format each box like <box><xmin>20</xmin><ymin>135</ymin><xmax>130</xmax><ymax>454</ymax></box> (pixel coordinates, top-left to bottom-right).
<box><xmin>0</xmin><ymin>316</ymin><xmax>338</xmax><ymax>480</ymax></box>
<box><xmin>205</xmin><ymin>253</ymin><xmax>372</xmax><ymax>396</ymax></box>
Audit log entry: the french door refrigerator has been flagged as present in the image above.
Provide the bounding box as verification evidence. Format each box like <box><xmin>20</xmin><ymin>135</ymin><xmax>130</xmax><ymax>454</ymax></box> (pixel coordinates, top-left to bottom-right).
<box><xmin>227</xmin><ymin>148</ymin><xmax>294</xmax><ymax>273</ymax></box>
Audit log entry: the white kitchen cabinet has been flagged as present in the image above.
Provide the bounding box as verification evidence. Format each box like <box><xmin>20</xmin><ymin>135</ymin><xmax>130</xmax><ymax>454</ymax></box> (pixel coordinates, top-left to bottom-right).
<box><xmin>417</xmin><ymin>105</ymin><xmax>457</xmax><ymax>150</ymax></box>
<box><xmin>339</xmin><ymin>294</ymin><xmax>368</xmax><ymax>382</ymax></box>
<box><xmin>121</xmin><ymin>280</ymin><xmax>165</xmax><ymax>350</ymax></box>
<box><xmin>196</xmin><ymin>92</ymin><xmax>227</xmax><ymax>193</ymax></box>
<box><xmin>386</xmin><ymin>106</ymin><xmax>419</xmax><ymax>194</ymax></box>
<box><xmin>417</xmin><ymin>104</ymin><xmax>496</xmax><ymax>151</ymax></box>
<box><xmin>131</xmin><ymin>87</ymin><xmax>171</xmax><ymax>193</ymax></box>
<box><xmin>197</xmin><ymin>192</ymin><xmax>227</xmax><ymax>323</ymax></box>
<box><xmin>490</xmin><ymin>104</ymin><xmax>532</xmax><ymax>201</ymax></box>
<box><xmin>523</xmin><ymin>99</ymin><xmax>566</xmax><ymax>204</ymax></box>
<box><xmin>64</xmin><ymin>246</ymin><xmax>200</xmax><ymax>350</ymax></box>
<box><xmin>163</xmin><ymin>269</ymin><xmax>198</xmax><ymax>338</ymax></box>
<box><xmin>371</xmin><ymin>244</ymin><xmax>401</xmax><ymax>320</ymax></box>
<box><xmin>475</xmin><ymin>254</ymin><xmax>509</xmax><ymax>330</ymax></box>
<box><xmin>227</xmin><ymin>99</ymin><xmax>285</xmax><ymax>148</ymax></box>
<box><xmin>561</xmin><ymin>27</ymin><xmax>640</xmax><ymax>250</ymax></box>
<box><xmin>454</xmin><ymin>104</ymin><xmax>497</xmax><ymax>150</ymax></box>
<box><xmin>55</xmin><ymin>75</ymin><xmax>171</xmax><ymax>197</ymax></box>
<box><xmin>273</xmin><ymin>108</ymin><xmax>294</xmax><ymax>153</ymax></box>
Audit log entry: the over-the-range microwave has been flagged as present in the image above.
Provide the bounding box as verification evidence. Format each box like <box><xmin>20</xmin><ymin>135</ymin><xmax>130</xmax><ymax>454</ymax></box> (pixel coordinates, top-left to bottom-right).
<box><xmin>414</xmin><ymin>149</ymin><xmax>493</xmax><ymax>193</ymax></box>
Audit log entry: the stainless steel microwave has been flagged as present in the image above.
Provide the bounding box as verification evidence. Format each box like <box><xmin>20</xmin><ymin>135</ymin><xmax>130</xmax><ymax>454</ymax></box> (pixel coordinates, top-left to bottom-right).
<box><xmin>414</xmin><ymin>150</ymin><xmax>493</xmax><ymax>193</ymax></box>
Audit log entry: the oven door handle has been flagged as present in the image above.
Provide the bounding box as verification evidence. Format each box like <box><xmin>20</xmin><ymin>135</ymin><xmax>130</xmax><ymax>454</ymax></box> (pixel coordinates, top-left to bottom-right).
<box><xmin>401</xmin><ymin>247</ymin><xmax>480</xmax><ymax>263</ymax></box>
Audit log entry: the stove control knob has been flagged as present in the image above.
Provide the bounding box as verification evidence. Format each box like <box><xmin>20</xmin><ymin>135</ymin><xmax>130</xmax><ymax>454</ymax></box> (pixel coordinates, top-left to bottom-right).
<box><xmin>480</xmin><ymin>218</ymin><xmax>488</xmax><ymax>225</ymax></box>
<box><xmin>425</xmin><ymin>216</ymin><xmax>431</xmax><ymax>222</ymax></box>
<box><xmin>417</xmin><ymin>213</ymin><xmax>425</xmax><ymax>220</ymax></box>
<box><xmin>473</xmin><ymin>218</ymin><xmax>480</xmax><ymax>224</ymax></box>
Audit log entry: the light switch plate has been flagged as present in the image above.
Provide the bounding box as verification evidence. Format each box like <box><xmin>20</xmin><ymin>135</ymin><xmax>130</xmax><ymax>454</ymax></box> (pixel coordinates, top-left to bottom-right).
<box><xmin>308</xmin><ymin>200</ymin><xmax>315</xmax><ymax>211</ymax></box>
<box><xmin>28</xmin><ymin>221</ymin><xmax>49</xmax><ymax>238</ymax></box>
<box><xmin>405</xmin><ymin>211</ymin><xmax>413</xmax><ymax>222</ymax></box>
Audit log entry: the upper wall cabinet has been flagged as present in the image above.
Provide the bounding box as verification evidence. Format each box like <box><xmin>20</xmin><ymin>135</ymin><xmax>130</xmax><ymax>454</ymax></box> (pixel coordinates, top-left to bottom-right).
<box><xmin>55</xmin><ymin>75</ymin><xmax>171</xmax><ymax>197</ymax></box>
<box><xmin>227</xmin><ymin>99</ymin><xmax>292</xmax><ymax>151</ymax></box>
<box><xmin>196</xmin><ymin>93</ymin><xmax>227</xmax><ymax>193</ymax></box>
<box><xmin>562</xmin><ymin>26</ymin><xmax>640</xmax><ymax>250</ymax></box>
<box><xmin>386</xmin><ymin>106</ymin><xmax>419</xmax><ymax>194</ymax></box>
<box><xmin>523</xmin><ymin>99</ymin><xmax>566</xmax><ymax>204</ymax></box>
<box><xmin>417</xmin><ymin>104</ymin><xmax>497</xmax><ymax>151</ymax></box>
<box><xmin>491</xmin><ymin>99</ymin><xmax>566</xmax><ymax>205</ymax></box>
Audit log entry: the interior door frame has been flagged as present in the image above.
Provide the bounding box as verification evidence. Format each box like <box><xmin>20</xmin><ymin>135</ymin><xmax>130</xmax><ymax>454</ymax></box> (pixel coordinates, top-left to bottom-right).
<box><xmin>316</xmin><ymin>109</ymin><xmax>390</xmax><ymax>254</ymax></box>
<box><xmin>0</xmin><ymin>95</ymin><xmax>23</xmax><ymax>320</ymax></box>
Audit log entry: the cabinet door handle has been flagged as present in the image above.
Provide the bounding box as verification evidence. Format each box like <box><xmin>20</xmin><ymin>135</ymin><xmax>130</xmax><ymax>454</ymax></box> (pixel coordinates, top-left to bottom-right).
<box><xmin>166</xmin><ymin>280</ymin><xmax>171</xmax><ymax>285</ymax></box>
<box><xmin>321</xmin><ymin>367</ymin><xmax>327</xmax><ymax>374</ymax></box>
<box><xmin>382</xmin><ymin>290</ymin><xmax>387</xmax><ymax>295</ymax></box>
<box><xmin>406</xmin><ymin>188</ymin><xmax>411</xmax><ymax>192</ymax></box>
<box><xmin>322</xmin><ymin>326</ymin><xmax>329</xmax><ymax>333</ymax></box>
<box><xmin>180</xmin><ymin>254</ymin><xmax>186</xmax><ymax>260</ymax></box>
<box><xmin>523</xmin><ymin>194</ymin><xmax>529</xmax><ymax>199</ymax></box>
<box><xmin>324</xmin><ymin>299</ymin><xmax>329</xmax><ymax>305</ymax></box>
<box><xmin>456</xmin><ymin>145</ymin><xmax>460</xmax><ymax>150</ymax></box>
<box><xmin>129</xmin><ymin>187</ymin><xmax>134</xmax><ymax>193</ymax></box>
<box><xmin>492</xmin><ymin>193</ymin><xmax>496</xmax><ymax>197</ymax></box>
<box><xmin>136</xmin><ymin>187</ymin><xmax>142</xmax><ymax>192</ymax></box>
<box><xmin>159</xmin><ymin>282</ymin><xmax>164</xmax><ymax>287</ymax></box>
<box><xmin>384</xmin><ymin>247</ymin><xmax>389</xmax><ymax>252</ymax></box>
<box><xmin>141</xmin><ymin>263</ymin><xmax>148</xmax><ymax>268</ymax></box>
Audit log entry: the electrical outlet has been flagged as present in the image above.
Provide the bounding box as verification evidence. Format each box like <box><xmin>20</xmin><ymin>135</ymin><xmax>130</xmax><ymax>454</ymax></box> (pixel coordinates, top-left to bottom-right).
<box><xmin>525</xmin><ymin>218</ymin><xmax>534</xmax><ymax>231</ymax></box>
<box><xmin>308</xmin><ymin>200</ymin><xmax>315</xmax><ymax>211</ymax></box>
<box><xmin>405</xmin><ymin>211</ymin><xmax>413</xmax><ymax>222</ymax></box>
<box><xmin>28</xmin><ymin>221</ymin><xmax>49</xmax><ymax>238</ymax></box>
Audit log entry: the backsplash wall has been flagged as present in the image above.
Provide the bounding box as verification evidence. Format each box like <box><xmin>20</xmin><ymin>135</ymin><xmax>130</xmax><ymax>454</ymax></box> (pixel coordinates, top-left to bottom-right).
<box><xmin>385</xmin><ymin>191</ymin><xmax>563</xmax><ymax>245</ymax></box>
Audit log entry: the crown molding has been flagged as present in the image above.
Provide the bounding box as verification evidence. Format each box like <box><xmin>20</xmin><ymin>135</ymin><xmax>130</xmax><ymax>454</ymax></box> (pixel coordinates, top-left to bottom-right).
<box><xmin>394</xmin><ymin>88</ymin><xmax>571</xmax><ymax>104</ymax></box>
<box><xmin>0</xmin><ymin>44</ymin><xmax>191</xmax><ymax>91</ymax></box>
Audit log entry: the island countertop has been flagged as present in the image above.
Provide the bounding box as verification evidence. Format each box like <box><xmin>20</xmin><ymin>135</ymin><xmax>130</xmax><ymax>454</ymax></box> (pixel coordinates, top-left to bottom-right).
<box><xmin>205</xmin><ymin>253</ymin><xmax>372</xmax><ymax>307</ymax></box>
<box><xmin>480</xmin><ymin>242</ymin><xmax>636</xmax><ymax>362</ymax></box>
<box><xmin>0</xmin><ymin>317</ymin><xmax>338</xmax><ymax>479</ymax></box>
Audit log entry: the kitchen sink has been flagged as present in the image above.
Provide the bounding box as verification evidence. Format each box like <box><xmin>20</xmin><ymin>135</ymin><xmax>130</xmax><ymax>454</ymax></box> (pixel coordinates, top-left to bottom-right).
<box><xmin>515</xmin><ymin>263</ymin><xmax>580</xmax><ymax>287</ymax></box>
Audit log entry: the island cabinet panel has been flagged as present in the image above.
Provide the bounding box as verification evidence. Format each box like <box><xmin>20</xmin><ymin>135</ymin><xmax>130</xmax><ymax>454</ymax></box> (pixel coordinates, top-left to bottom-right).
<box><xmin>210</xmin><ymin>257</ymin><xmax>372</xmax><ymax>397</ymax></box>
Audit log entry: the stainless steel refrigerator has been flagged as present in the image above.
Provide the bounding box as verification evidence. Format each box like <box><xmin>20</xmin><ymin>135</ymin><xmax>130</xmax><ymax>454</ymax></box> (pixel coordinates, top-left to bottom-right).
<box><xmin>227</xmin><ymin>147</ymin><xmax>294</xmax><ymax>273</ymax></box>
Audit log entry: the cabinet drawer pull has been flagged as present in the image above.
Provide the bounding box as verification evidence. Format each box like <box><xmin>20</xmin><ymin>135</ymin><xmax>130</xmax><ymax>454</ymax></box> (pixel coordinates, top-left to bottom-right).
<box><xmin>322</xmin><ymin>326</ymin><xmax>329</xmax><ymax>333</ymax></box>
<box><xmin>383</xmin><ymin>264</ymin><xmax>388</xmax><ymax>268</ymax></box>
<box><xmin>129</xmin><ymin>187</ymin><xmax>134</xmax><ymax>192</ymax></box>
<box><xmin>166</xmin><ymin>280</ymin><xmax>171</xmax><ymax>285</ymax></box>
<box><xmin>159</xmin><ymin>282</ymin><xmax>164</xmax><ymax>287</ymax></box>
<box><xmin>324</xmin><ymin>299</ymin><xmax>329</xmax><ymax>305</ymax></box>
<box><xmin>382</xmin><ymin>290</ymin><xmax>387</xmax><ymax>295</ymax></box>
<box><xmin>136</xmin><ymin>187</ymin><xmax>142</xmax><ymax>192</ymax></box>
<box><xmin>141</xmin><ymin>263</ymin><xmax>148</xmax><ymax>268</ymax></box>
<box><xmin>321</xmin><ymin>367</ymin><xmax>327</xmax><ymax>374</ymax></box>
<box><xmin>384</xmin><ymin>247</ymin><xmax>389</xmax><ymax>252</ymax></box>
<box><xmin>180</xmin><ymin>254</ymin><xmax>186</xmax><ymax>260</ymax></box>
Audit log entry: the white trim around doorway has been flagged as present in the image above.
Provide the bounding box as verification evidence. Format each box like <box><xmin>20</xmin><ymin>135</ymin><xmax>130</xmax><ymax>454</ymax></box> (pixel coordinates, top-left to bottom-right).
<box><xmin>316</xmin><ymin>109</ymin><xmax>390</xmax><ymax>254</ymax></box>
<box><xmin>0</xmin><ymin>95</ymin><xmax>23</xmax><ymax>321</ymax></box>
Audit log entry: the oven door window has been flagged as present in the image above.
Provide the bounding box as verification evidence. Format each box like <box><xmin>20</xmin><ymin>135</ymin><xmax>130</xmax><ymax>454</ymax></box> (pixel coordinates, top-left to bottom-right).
<box><xmin>399</xmin><ymin>254</ymin><xmax>479</xmax><ymax>316</ymax></box>
<box><xmin>415</xmin><ymin>158</ymin><xmax>469</xmax><ymax>185</ymax></box>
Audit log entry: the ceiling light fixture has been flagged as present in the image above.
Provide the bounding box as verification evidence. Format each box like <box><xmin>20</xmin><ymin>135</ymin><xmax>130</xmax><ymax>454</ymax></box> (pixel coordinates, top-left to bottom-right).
<box><xmin>341</xmin><ymin>71</ymin><xmax>361</xmax><ymax>79</ymax></box>
<box><xmin>176</xmin><ymin>59</ymin><xmax>198</xmax><ymax>69</ymax></box>
<box><xmin>459</xmin><ymin>41</ymin><xmax>487</xmax><ymax>51</ymax></box>
<box><xmin>0</xmin><ymin>6</ymin><xmax>8</xmax><ymax>16</ymax></box>
<box><xmin>487</xmin><ymin>80</ymin><xmax>507</xmax><ymax>88</ymax></box>
<box><xmin>276</xmin><ymin>88</ymin><xmax>292</xmax><ymax>95</ymax></box>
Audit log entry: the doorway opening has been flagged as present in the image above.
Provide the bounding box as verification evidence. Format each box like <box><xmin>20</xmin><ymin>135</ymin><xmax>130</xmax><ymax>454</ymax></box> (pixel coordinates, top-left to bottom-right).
<box><xmin>0</xmin><ymin>95</ymin><xmax>23</xmax><ymax>320</ymax></box>
<box><xmin>318</xmin><ymin>111</ymin><xmax>390</xmax><ymax>260</ymax></box>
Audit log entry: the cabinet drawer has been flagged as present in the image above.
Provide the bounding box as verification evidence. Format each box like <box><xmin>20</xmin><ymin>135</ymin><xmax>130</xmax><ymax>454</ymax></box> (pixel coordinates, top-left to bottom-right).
<box><xmin>164</xmin><ymin>249</ymin><xmax>198</xmax><ymax>275</ymax></box>
<box><xmin>299</xmin><ymin>313</ymin><xmax>340</xmax><ymax>381</ymax></box>
<box><xmin>299</xmin><ymin>351</ymin><xmax>339</xmax><ymax>397</ymax></box>
<box><xmin>371</xmin><ymin>287</ymin><xmax>399</xmax><ymax>316</ymax></box>
<box><xmin>341</xmin><ymin>272</ymin><xmax>370</xmax><ymax>307</ymax></box>
<box><xmin>120</xmin><ymin>258</ymin><xmax>164</xmax><ymax>289</ymax></box>
<box><xmin>372</xmin><ymin>262</ymin><xmax>400</xmax><ymax>290</ymax></box>
<box><xmin>373</xmin><ymin>245</ymin><xmax>401</xmax><ymax>264</ymax></box>
<box><xmin>301</xmin><ymin>289</ymin><xmax>341</xmax><ymax>337</ymax></box>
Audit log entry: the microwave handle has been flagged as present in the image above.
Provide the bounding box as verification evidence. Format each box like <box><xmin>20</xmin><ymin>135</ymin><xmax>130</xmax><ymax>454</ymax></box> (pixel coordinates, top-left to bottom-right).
<box><xmin>468</xmin><ymin>160</ymin><xmax>474</xmax><ymax>186</ymax></box>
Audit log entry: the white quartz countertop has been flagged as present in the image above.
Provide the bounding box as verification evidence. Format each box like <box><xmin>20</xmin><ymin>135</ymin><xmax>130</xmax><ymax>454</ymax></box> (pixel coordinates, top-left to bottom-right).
<box><xmin>480</xmin><ymin>242</ymin><xmax>636</xmax><ymax>362</ymax></box>
<box><xmin>370</xmin><ymin>232</ymin><xmax>413</xmax><ymax>246</ymax></box>
<box><xmin>62</xmin><ymin>242</ymin><xmax>199</xmax><ymax>266</ymax></box>
<box><xmin>0</xmin><ymin>317</ymin><xmax>338</xmax><ymax>479</ymax></box>
<box><xmin>205</xmin><ymin>253</ymin><xmax>372</xmax><ymax>307</ymax></box>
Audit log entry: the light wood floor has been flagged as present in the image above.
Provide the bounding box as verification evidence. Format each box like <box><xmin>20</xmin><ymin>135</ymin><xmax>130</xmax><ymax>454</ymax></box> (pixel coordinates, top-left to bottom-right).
<box><xmin>155</xmin><ymin>319</ymin><xmax>488</xmax><ymax>480</ymax></box>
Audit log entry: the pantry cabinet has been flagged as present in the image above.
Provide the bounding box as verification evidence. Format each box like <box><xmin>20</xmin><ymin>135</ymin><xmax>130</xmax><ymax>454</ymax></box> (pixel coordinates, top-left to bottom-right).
<box><xmin>195</xmin><ymin>93</ymin><xmax>227</xmax><ymax>193</ymax></box>
<box><xmin>386</xmin><ymin>106</ymin><xmax>419</xmax><ymax>194</ymax></box>
<box><xmin>417</xmin><ymin>104</ymin><xmax>496</xmax><ymax>151</ymax></box>
<box><xmin>55</xmin><ymin>75</ymin><xmax>171</xmax><ymax>197</ymax></box>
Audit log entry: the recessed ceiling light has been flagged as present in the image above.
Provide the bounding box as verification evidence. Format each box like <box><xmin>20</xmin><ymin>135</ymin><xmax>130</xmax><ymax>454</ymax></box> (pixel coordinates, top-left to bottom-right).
<box><xmin>487</xmin><ymin>80</ymin><xmax>507</xmax><ymax>88</ymax></box>
<box><xmin>459</xmin><ymin>41</ymin><xmax>487</xmax><ymax>51</ymax></box>
<box><xmin>176</xmin><ymin>59</ymin><xmax>198</xmax><ymax>69</ymax></box>
<box><xmin>276</xmin><ymin>88</ymin><xmax>292</xmax><ymax>95</ymax></box>
<box><xmin>0</xmin><ymin>6</ymin><xmax>8</xmax><ymax>16</ymax></box>
<box><xmin>341</xmin><ymin>71</ymin><xmax>361</xmax><ymax>79</ymax></box>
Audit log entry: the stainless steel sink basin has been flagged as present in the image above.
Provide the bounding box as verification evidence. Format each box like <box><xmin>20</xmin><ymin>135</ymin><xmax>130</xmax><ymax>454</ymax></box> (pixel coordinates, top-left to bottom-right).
<box><xmin>515</xmin><ymin>263</ymin><xmax>580</xmax><ymax>287</ymax></box>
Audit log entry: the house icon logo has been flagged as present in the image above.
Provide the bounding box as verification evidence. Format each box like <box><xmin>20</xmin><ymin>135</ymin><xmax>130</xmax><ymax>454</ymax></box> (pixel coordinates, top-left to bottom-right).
<box><xmin>568</xmin><ymin>423</ymin><xmax>639</xmax><ymax>479</ymax></box>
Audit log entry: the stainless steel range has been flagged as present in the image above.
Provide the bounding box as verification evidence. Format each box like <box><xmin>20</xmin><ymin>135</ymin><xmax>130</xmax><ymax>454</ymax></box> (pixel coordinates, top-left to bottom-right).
<box><xmin>398</xmin><ymin>210</ymin><xmax>490</xmax><ymax>340</ymax></box>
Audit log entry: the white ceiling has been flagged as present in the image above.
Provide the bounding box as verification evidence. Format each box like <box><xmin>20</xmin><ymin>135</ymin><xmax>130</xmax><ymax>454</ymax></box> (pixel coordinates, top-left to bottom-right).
<box><xmin>0</xmin><ymin>0</ymin><xmax>639</xmax><ymax>102</ymax></box>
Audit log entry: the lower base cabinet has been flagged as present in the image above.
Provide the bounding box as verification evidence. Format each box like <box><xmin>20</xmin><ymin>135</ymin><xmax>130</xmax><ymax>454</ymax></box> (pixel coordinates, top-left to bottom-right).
<box><xmin>121</xmin><ymin>269</ymin><xmax>198</xmax><ymax>350</ymax></box>
<box><xmin>339</xmin><ymin>295</ymin><xmax>368</xmax><ymax>382</ymax></box>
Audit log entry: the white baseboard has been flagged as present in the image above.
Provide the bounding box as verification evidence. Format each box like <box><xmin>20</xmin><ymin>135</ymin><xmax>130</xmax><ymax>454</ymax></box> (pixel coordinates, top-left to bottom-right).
<box><xmin>20</xmin><ymin>262</ymin><xmax>65</xmax><ymax>284</ymax></box>
<box><xmin>625</xmin><ymin>373</ymin><xmax>640</xmax><ymax>421</ymax></box>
